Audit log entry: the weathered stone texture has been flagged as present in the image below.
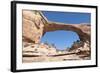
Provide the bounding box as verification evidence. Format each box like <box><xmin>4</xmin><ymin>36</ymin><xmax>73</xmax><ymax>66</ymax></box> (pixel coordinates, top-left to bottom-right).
<box><xmin>22</xmin><ymin>10</ymin><xmax>45</xmax><ymax>43</ymax></box>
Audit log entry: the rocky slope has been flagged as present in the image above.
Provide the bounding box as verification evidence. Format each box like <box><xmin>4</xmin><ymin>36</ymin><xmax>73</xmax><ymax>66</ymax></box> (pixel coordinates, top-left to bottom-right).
<box><xmin>22</xmin><ymin>42</ymin><xmax>90</xmax><ymax>62</ymax></box>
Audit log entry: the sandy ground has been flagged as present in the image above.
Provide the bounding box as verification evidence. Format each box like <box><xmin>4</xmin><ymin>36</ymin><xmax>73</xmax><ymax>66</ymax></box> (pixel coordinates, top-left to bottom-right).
<box><xmin>22</xmin><ymin>53</ymin><xmax>90</xmax><ymax>63</ymax></box>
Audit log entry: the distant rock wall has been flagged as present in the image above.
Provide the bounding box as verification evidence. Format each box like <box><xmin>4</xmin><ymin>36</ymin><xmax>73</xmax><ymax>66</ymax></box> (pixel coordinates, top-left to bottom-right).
<box><xmin>23</xmin><ymin>10</ymin><xmax>91</xmax><ymax>45</ymax></box>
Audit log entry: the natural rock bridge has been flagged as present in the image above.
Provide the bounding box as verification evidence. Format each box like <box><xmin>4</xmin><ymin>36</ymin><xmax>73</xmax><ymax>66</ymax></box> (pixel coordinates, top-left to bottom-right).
<box><xmin>22</xmin><ymin>10</ymin><xmax>91</xmax><ymax>62</ymax></box>
<box><xmin>22</xmin><ymin>10</ymin><xmax>91</xmax><ymax>44</ymax></box>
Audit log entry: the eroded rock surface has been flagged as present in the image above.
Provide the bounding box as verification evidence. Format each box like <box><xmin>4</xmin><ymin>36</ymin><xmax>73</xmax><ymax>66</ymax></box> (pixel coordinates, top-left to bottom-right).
<box><xmin>23</xmin><ymin>10</ymin><xmax>47</xmax><ymax>43</ymax></box>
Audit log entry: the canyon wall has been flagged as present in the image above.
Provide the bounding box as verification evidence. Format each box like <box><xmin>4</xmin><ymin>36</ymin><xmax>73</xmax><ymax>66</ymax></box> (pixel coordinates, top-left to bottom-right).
<box><xmin>22</xmin><ymin>10</ymin><xmax>47</xmax><ymax>43</ymax></box>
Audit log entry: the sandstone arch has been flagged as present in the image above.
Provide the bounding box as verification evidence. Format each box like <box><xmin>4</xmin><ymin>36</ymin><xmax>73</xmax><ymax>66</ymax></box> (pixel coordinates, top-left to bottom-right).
<box><xmin>22</xmin><ymin>10</ymin><xmax>91</xmax><ymax>45</ymax></box>
<box><xmin>44</xmin><ymin>22</ymin><xmax>90</xmax><ymax>42</ymax></box>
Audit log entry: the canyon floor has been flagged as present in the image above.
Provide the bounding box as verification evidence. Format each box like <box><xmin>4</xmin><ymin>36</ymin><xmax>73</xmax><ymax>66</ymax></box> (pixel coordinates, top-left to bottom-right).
<box><xmin>22</xmin><ymin>42</ymin><xmax>90</xmax><ymax>63</ymax></box>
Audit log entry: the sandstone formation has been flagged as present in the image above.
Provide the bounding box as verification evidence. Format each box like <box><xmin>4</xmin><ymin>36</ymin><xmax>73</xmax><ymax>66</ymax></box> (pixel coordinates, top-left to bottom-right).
<box><xmin>22</xmin><ymin>10</ymin><xmax>91</xmax><ymax>44</ymax></box>
<box><xmin>45</xmin><ymin>22</ymin><xmax>90</xmax><ymax>43</ymax></box>
<box><xmin>22</xmin><ymin>10</ymin><xmax>47</xmax><ymax>43</ymax></box>
<box><xmin>22</xmin><ymin>10</ymin><xmax>91</xmax><ymax>62</ymax></box>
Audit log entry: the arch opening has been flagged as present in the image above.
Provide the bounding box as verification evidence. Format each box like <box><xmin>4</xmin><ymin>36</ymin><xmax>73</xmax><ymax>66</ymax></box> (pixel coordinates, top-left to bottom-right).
<box><xmin>41</xmin><ymin>30</ymin><xmax>80</xmax><ymax>51</ymax></box>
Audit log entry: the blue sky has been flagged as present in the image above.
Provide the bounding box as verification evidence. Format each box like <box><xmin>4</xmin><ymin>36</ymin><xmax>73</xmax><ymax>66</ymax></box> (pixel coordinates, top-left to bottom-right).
<box><xmin>41</xmin><ymin>11</ymin><xmax>91</xmax><ymax>50</ymax></box>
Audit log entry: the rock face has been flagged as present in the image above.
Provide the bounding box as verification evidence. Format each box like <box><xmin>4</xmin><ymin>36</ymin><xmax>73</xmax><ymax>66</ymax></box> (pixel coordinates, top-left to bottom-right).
<box><xmin>23</xmin><ymin>10</ymin><xmax>91</xmax><ymax>44</ymax></box>
<box><xmin>22</xmin><ymin>10</ymin><xmax>47</xmax><ymax>43</ymax></box>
